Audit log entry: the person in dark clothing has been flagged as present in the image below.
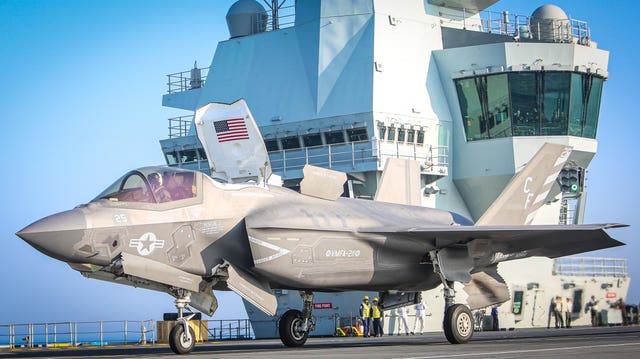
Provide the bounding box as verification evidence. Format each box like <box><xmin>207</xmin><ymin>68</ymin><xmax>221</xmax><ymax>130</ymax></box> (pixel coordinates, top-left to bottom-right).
<box><xmin>491</xmin><ymin>306</ymin><xmax>499</xmax><ymax>331</ymax></box>
<box><xmin>586</xmin><ymin>296</ymin><xmax>599</xmax><ymax>327</ymax></box>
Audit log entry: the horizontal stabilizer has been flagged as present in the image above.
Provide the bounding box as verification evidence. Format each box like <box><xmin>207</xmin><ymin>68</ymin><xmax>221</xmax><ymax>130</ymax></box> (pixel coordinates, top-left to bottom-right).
<box><xmin>224</xmin><ymin>261</ymin><xmax>278</xmax><ymax>316</ymax></box>
<box><xmin>299</xmin><ymin>165</ymin><xmax>347</xmax><ymax>201</ymax></box>
<box><xmin>477</xmin><ymin>143</ymin><xmax>572</xmax><ymax>225</ymax></box>
<box><xmin>362</xmin><ymin>223</ymin><xmax>627</xmax><ymax>262</ymax></box>
<box><xmin>374</xmin><ymin>158</ymin><xmax>421</xmax><ymax>205</ymax></box>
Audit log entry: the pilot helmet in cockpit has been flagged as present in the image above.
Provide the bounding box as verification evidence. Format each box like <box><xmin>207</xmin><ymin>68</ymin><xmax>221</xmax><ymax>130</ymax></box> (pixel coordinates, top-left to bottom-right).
<box><xmin>147</xmin><ymin>172</ymin><xmax>163</xmax><ymax>188</ymax></box>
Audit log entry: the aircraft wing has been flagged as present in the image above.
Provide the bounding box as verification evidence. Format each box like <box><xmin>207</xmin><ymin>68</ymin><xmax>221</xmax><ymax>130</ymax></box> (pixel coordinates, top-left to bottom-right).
<box><xmin>361</xmin><ymin>223</ymin><xmax>626</xmax><ymax>261</ymax></box>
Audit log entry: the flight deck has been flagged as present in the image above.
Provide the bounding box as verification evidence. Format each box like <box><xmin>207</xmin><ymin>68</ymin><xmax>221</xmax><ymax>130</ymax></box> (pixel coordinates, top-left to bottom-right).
<box><xmin>2</xmin><ymin>326</ymin><xmax>639</xmax><ymax>359</ymax></box>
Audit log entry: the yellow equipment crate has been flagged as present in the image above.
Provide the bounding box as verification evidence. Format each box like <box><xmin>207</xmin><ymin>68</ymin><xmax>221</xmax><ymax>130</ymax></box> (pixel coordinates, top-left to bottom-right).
<box><xmin>157</xmin><ymin>320</ymin><xmax>208</xmax><ymax>343</ymax></box>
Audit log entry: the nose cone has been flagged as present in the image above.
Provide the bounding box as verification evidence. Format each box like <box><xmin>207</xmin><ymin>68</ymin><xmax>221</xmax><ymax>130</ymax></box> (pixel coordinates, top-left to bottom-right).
<box><xmin>17</xmin><ymin>209</ymin><xmax>87</xmax><ymax>262</ymax></box>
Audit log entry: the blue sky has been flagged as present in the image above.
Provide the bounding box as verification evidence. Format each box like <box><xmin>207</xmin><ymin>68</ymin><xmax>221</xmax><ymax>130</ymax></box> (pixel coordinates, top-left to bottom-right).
<box><xmin>0</xmin><ymin>0</ymin><xmax>638</xmax><ymax>325</ymax></box>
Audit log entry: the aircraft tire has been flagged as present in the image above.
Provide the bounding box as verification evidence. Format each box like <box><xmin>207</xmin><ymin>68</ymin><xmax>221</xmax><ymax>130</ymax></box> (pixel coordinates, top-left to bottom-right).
<box><xmin>443</xmin><ymin>304</ymin><xmax>474</xmax><ymax>344</ymax></box>
<box><xmin>169</xmin><ymin>323</ymin><xmax>196</xmax><ymax>354</ymax></box>
<box><xmin>279</xmin><ymin>309</ymin><xmax>309</xmax><ymax>347</ymax></box>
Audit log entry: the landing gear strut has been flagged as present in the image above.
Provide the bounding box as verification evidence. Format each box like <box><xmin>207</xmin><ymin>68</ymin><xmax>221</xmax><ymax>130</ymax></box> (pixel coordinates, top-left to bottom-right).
<box><xmin>279</xmin><ymin>291</ymin><xmax>316</xmax><ymax>347</ymax></box>
<box><xmin>430</xmin><ymin>251</ymin><xmax>474</xmax><ymax>344</ymax></box>
<box><xmin>169</xmin><ymin>289</ymin><xmax>196</xmax><ymax>354</ymax></box>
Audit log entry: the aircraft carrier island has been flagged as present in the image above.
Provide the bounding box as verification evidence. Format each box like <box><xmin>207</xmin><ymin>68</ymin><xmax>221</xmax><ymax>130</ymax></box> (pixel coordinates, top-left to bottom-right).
<box><xmin>13</xmin><ymin>0</ymin><xmax>634</xmax><ymax>355</ymax></box>
<box><xmin>154</xmin><ymin>0</ymin><xmax>631</xmax><ymax>340</ymax></box>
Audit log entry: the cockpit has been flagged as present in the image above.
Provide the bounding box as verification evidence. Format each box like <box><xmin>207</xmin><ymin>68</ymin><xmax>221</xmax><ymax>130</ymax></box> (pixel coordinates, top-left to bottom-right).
<box><xmin>93</xmin><ymin>167</ymin><xmax>198</xmax><ymax>204</ymax></box>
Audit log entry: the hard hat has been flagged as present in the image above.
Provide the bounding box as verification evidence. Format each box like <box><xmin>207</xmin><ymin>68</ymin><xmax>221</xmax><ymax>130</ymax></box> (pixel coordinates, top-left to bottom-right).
<box><xmin>373</xmin><ymin>297</ymin><xmax>379</xmax><ymax>301</ymax></box>
<box><xmin>364</xmin><ymin>296</ymin><xmax>369</xmax><ymax>300</ymax></box>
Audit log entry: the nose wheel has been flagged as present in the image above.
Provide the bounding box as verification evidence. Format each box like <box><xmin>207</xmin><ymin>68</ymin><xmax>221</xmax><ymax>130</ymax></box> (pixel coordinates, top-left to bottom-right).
<box><xmin>169</xmin><ymin>323</ymin><xmax>196</xmax><ymax>354</ymax></box>
<box><xmin>169</xmin><ymin>289</ymin><xmax>197</xmax><ymax>355</ymax></box>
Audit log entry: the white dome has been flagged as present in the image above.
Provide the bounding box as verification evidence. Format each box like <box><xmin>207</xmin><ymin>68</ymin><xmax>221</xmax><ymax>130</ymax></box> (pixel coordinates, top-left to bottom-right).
<box><xmin>531</xmin><ymin>4</ymin><xmax>568</xmax><ymax>20</ymax></box>
<box><xmin>227</xmin><ymin>0</ymin><xmax>266</xmax><ymax>16</ymax></box>
<box><xmin>226</xmin><ymin>0</ymin><xmax>268</xmax><ymax>38</ymax></box>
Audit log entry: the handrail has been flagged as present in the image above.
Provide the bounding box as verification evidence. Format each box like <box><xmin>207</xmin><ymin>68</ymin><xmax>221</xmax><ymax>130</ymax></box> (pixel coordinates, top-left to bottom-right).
<box><xmin>439</xmin><ymin>8</ymin><xmax>591</xmax><ymax>46</ymax></box>
<box><xmin>166</xmin><ymin>67</ymin><xmax>210</xmax><ymax>94</ymax></box>
<box><xmin>168</xmin><ymin>115</ymin><xmax>194</xmax><ymax>138</ymax></box>
<box><xmin>0</xmin><ymin>318</ymin><xmax>255</xmax><ymax>349</ymax></box>
<box><xmin>553</xmin><ymin>257</ymin><xmax>628</xmax><ymax>278</ymax></box>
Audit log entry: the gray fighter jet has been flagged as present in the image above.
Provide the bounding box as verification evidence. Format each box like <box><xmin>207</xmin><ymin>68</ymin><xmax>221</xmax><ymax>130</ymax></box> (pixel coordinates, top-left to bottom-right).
<box><xmin>17</xmin><ymin>101</ymin><xmax>626</xmax><ymax>354</ymax></box>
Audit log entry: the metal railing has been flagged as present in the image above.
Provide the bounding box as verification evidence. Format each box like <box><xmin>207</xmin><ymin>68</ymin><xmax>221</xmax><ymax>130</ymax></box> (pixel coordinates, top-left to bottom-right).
<box><xmin>166</xmin><ymin>67</ymin><xmax>210</xmax><ymax>94</ymax></box>
<box><xmin>0</xmin><ymin>319</ymin><xmax>255</xmax><ymax>349</ymax></box>
<box><xmin>553</xmin><ymin>257</ymin><xmax>628</xmax><ymax>278</ymax></box>
<box><xmin>0</xmin><ymin>320</ymin><xmax>156</xmax><ymax>349</ymax></box>
<box><xmin>269</xmin><ymin>139</ymin><xmax>448</xmax><ymax>176</ymax></box>
<box><xmin>264</xmin><ymin>3</ymin><xmax>296</xmax><ymax>31</ymax></box>
<box><xmin>439</xmin><ymin>9</ymin><xmax>591</xmax><ymax>46</ymax></box>
<box><xmin>168</xmin><ymin>115</ymin><xmax>194</xmax><ymax>138</ymax></box>
<box><xmin>208</xmin><ymin>319</ymin><xmax>253</xmax><ymax>341</ymax></box>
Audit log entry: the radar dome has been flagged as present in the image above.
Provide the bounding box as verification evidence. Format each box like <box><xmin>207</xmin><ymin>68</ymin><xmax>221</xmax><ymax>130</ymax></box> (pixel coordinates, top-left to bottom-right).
<box><xmin>530</xmin><ymin>4</ymin><xmax>570</xmax><ymax>42</ymax></box>
<box><xmin>226</xmin><ymin>0</ymin><xmax>268</xmax><ymax>39</ymax></box>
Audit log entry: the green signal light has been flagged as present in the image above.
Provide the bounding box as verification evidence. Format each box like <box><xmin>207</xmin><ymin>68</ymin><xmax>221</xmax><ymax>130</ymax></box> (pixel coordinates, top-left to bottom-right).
<box><xmin>570</xmin><ymin>184</ymin><xmax>579</xmax><ymax>192</ymax></box>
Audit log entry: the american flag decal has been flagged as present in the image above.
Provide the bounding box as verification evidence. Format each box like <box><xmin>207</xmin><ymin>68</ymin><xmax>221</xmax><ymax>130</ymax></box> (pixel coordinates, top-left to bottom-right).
<box><xmin>213</xmin><ymin>118</ymin><xmax>250</xmax><ymax>143</ymax></box>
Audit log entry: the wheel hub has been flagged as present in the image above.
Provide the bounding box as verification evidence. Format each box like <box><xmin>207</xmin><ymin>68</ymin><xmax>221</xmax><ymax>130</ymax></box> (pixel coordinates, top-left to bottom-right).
<box><xmin>291</xmin><ymin>318</ymin><xmax>306</xmax><ymax>340</ymax></box>
<box><xmin>457</xmin><ymin>312</ymin><xmax>472</xmax><ymax>337</ymax></box>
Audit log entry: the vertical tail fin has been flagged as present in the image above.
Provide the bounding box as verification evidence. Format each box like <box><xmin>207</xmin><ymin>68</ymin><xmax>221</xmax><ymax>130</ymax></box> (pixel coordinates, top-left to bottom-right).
<box><xmin>476</xmin><ymin>143</ymin><xmax>572</xmax><ymax>225</ymax></box>
<box><xmin>374</xmin><ymin>158</ymin><xmax>422</xmax><ymax>205</ymax></box>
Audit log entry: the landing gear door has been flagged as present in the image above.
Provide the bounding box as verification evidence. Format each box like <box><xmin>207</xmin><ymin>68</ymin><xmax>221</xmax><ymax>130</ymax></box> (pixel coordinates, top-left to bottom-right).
<box><xmin>224</xmin><ymin>261</ymin><xmax>278</xmax><ymax>317</ymax></box>
<box><xmin>195</xmin><ymin>99</ymin><xmax>272</xmax><ymax>184</ymax></box>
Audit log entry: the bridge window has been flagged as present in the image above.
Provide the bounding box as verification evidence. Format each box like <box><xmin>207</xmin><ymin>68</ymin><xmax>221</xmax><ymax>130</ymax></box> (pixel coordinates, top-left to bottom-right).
<box><xmin>456</xmin><ymin>71</ymin><xmax>604</xmax><ymax>141</ymax></box>
<box><xmin>265</xmin><ymin>139</ymin><xmax>279</xmax><ymax>151</ymax></box>
<box><xmin>347</xmin><ymin>128</ymin><xmax>368</xmax><ymax>142</ymax></box>
<box><xmin>386</xmin><ymin>127</ymin><xmax>396</xmax><ymax>141</ymax></box>
<box><xmin>180</xmin><ymin>150</ymin><xmax>197</xmax><ymax>164</ymax></box>
<box><xmin>325</xmin><ymin>130</ymin><xmax>345</xmax><ymax>144</ymax></box>
<box><xmin>303</xmin><ymin>133</ymin><xmax>323</xmax><ymax>147</ymax></box>
<box><xmin>281</xmin><ymin>136</ymin><xmax>301</xmax><ymax>149</ymax></box>
<box><xmin>397</xmin><ymin>129</ymin><xmax>406</xmax><ymax>142</ymax></box>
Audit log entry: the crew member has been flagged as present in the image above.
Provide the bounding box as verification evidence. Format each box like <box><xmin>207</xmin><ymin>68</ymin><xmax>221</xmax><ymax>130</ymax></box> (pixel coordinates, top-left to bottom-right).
<box><xmin>396</xmin><ymin>306</ymin><xmax>410</xmax><ymax>335</ymax></box>
<box><xmin>412</xmin><ymin>301</ymin><xmax>428</xmax><ymax>335</ymax></box>
<box><xmin>372</xmin><ymin>298</ymin><xmax>383</xmax><ymax>337</ymax></box>
<box><xmin>565</xmin><ymin>297</ymin><xmax>572</xmax><ymax>328</ymax></box>
<box><xmin>359</xmin><ymin>295</ymin><xmax>371</xmax><ymax>337</ymax></box>
<box><xmin>586</xmin><ymin>295</ymin><xmax>599</xmax><ymax>326</ymax></box>
<box><xmin>554</xmin><ymin>296</ymin><xmax>564</xmax><ymax>328</ymax></box>
<box><xmin>491</xmin><ymin>306</ymin><xmax>499</xmax><ymax>331</ymax></box>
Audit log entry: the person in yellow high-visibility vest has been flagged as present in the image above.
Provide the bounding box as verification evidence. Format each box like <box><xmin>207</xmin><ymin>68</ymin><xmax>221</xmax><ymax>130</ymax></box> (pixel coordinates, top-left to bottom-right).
<box><xmin>359</xmin><ymin>295</ymin><xmax>371</xmax><ymax>337</ymax></box>
<box><xmin>372</xmin><ymin>297</ymin><xmax>383</xmax><ymax>337</ymax></box>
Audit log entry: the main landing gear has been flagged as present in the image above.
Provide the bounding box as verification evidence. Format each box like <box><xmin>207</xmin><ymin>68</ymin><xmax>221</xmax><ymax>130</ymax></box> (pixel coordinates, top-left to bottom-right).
<box><xmin>430</xmin><ymin>251</ymin><xmax>474</xmax><ymax>344</ymax></box>
<box><xmin>170</xmin><ymin>289</ymin><xmax>196</xmax><ymax>354</ymax></box>
<box><xmin>279</xmin><ymin>291</ymin><xmax>316</xmax><ymax>347</ymax></box>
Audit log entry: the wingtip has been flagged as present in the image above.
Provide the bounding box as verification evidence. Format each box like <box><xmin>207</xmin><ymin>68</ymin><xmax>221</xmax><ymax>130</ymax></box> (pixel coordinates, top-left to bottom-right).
<box><xmin>602</xmin><ymin>223</ymin><xmax>629</xmax><ymax>229</ymax></box>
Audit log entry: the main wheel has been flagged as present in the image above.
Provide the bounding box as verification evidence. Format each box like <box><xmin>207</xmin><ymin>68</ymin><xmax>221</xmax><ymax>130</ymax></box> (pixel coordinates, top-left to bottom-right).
<box><xmin>443</xmin><ymin>304</ymin><xmax>474</xmax><ymax>344</ymax></box>
<box><xmin>279</xmin><ymin>309</ymin><xmax>309</xmax><ymax>347</ymax></box>
<box><xmin>169</xmin><ymin>323</ymin><xmax>196</xmax><ymax>354</ymax></box>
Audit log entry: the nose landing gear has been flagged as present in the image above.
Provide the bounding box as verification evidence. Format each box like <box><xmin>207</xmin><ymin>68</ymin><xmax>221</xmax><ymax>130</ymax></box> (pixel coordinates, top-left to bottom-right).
<box><xmin>169</xmin><ymin>290</ymin><xmax>196</xmax><ymax>354</ymax></box>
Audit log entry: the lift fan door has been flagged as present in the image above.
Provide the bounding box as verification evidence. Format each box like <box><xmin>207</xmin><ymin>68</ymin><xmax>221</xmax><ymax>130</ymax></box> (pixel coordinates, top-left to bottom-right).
<box><xmin>195</xmin><ymin>99</ymin><xmax>271</xmax><ymax>183</ymax></box>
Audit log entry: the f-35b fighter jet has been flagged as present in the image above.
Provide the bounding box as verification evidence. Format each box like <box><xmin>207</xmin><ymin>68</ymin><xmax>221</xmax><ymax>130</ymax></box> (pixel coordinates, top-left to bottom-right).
<box><xmin>17</xmin><ymin>100</ymin><xmax>626</xmax><ymax>354</ymax></box>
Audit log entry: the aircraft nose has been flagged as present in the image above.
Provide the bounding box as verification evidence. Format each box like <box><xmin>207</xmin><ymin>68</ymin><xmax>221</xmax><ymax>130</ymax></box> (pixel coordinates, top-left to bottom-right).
<box><xmin>16</xmin><ymin>209</ymin><xmax>87</xmax><ymax>262</ymax></box>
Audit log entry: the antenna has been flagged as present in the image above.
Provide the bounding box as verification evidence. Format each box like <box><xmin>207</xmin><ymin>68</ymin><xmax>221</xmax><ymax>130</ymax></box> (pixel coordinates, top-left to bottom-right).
<box><xmin>263</xmin><ymin>0</ymin><xmax>288</xmax><ymax>30</ymax></box>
